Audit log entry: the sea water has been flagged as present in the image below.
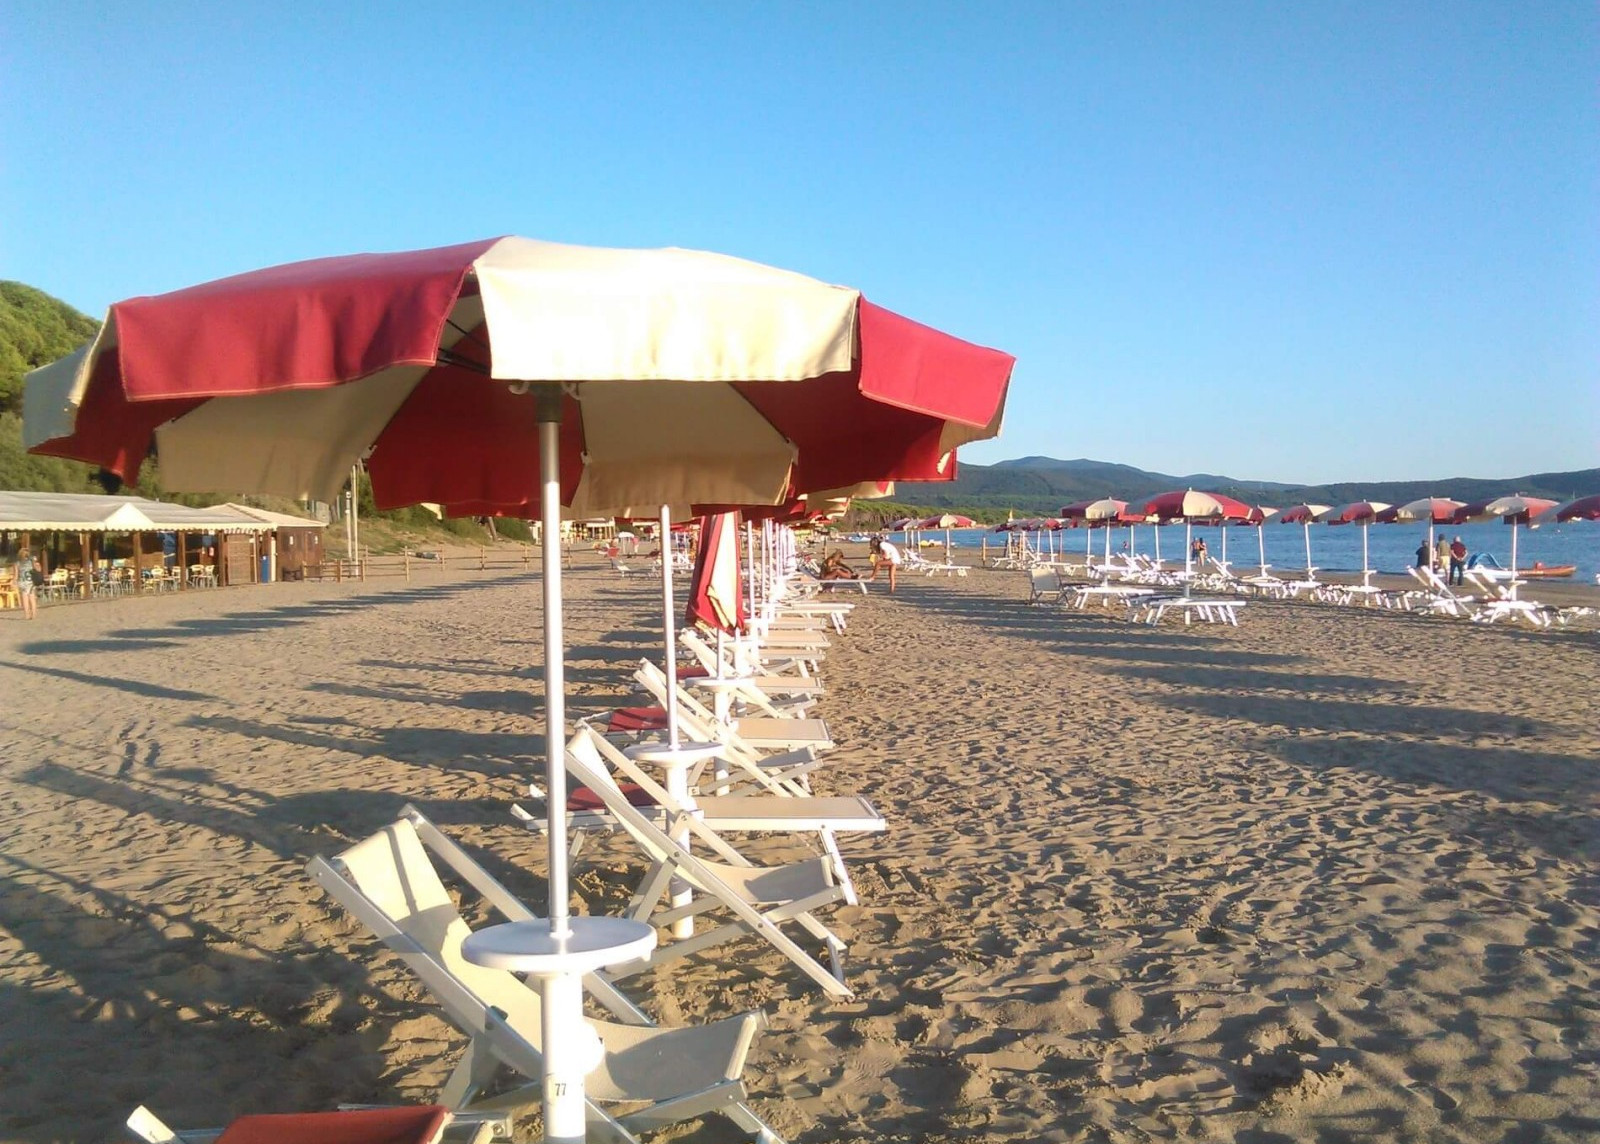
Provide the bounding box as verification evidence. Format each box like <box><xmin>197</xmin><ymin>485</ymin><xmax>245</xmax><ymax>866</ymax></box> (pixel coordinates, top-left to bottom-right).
<box><xmin>890</xmin><ymin>521</ymin><xmax>1600</xmax><ymax>582</ymax></box>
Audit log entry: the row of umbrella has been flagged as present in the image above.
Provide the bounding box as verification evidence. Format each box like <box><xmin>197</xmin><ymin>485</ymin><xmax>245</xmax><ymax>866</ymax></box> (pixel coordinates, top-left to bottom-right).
<box><xmin>995</xmin><ymin>490</ymin><xmax>1598</xmax><ymax>584</ymax></box>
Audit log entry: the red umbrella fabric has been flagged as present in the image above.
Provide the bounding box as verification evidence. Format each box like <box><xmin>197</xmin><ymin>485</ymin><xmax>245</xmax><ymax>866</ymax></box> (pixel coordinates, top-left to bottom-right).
<box><xmin>1454</xmin><ymin>495</ymin><xmax>1559</xmax><ymax>524</ymax></box>
<box><xmin>1542</xmin><ymin>494</ymin><xmax>1600</xmax><ymax>522</ymax></box>
<box><xmin>686</xmin><ymin>511</ymin><xmax>746</xmax><ymax>634</ymax></box>
<box><xmin>918</xmin><ymin>513</ymin><xmax>975</xmax><ymax>529</ymax></box>
<box><xmin>1059</xmin><ymin>497</ymin><xmax>1127</xmax><ymax>522</ymax></box>
<box><xmin>1378</xmin><ymin>496</ymin><xmax>1464</xmax><ymax>524</ymax></box>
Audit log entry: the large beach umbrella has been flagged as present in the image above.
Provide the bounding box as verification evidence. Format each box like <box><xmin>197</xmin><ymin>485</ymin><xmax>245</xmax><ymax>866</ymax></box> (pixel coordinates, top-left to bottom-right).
<box><xmin>23</xmin><ymin>237</ymin><xmax>1014</xmax><ymax>1141</ymax></box>
<box><xmin>1061</xmin><ymin>498</ymin><xmax>1127</xmax><ymax>564</ymax></box>
<box><xmin>1245</xmin><ymin>505</ymin><xmax>1279</xmax><ymax>573</ymax></box>
<box><xmin>1277</xmin><ymin>504</ymin><xmax>1331</xmax><ymax>577</ymax></box>
<box><xmin>1326</xmin><ymin>501</ymin><xmax>1392</xmax><ymax>584</ymax></box>
<box><xmin>1137</xmin><ymin>489</ymin><xmax>1256</xmax><ymax>588</ymax></box>
<box><xmin>918</xmin><ymin>513</ymin><xmax>974</xmax><ymax>560</ymax></box>
<box><xmin>1378</xmin><ymin>496</ymin><xmax>1465</xmax><ymax>562</ymax></box>
<box><xmin>1453</xmin><ymin>495</ymin><xmax>1559</xmax><ymax>590</ymax></box>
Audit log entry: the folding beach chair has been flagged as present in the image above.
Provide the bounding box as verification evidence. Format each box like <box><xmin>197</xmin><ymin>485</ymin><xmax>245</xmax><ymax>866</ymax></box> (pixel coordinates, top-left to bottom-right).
<box><xmin>679</xmin><ymin>630</ymin><xmax>825</xmax><ymax>694</ymax></box>
<box><xmin>562</xmin><ymin>735</ymin><xmax>857</xmax><ymax>999</ymax></box>
<box><xmin>635</xmin><ymin>660</ymin><xmax>834</xmax><ymax>754</ymax></box>
<box><xmin>304</xmin><ymin>807</ymin><xmax>785</xmax><ymax>1144</ymax></box>
<box><xmin>529</xmin><ymin>726</ymin><xmax>883</xmax><ymax>898</ymax></box>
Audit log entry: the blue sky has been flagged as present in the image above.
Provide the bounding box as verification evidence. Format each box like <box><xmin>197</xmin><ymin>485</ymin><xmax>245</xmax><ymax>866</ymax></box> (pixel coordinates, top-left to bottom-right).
<box><xmin>3</xmin><ymin>3</ymin><xmax>1595</xmax><ymax>484</ymax></box>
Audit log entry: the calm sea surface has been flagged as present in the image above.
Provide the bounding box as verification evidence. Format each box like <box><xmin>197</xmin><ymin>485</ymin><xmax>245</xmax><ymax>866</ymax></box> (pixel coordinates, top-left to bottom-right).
<box><xmin>889</xmin><ymin>521</ymin><xmax>1600</xmax><ymax>582</ymax></box>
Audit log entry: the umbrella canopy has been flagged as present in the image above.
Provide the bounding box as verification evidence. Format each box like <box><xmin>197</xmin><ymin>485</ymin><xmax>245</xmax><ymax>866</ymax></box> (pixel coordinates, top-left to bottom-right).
<box><xmin>1380</xmin><ymin>496</ymin><xmax>1465</xmax><ymax>524</ymax></box>
<box><xmin>1138</xmin><ymin>489</ymin><xmax>1256</xmax><ymax>523</ymax></box>
<box><xmin>1454</xmin><ymin>494</ymin><xmax>1560</xmax><ymax>525</ymax></box>
<box><xmin>918</xmin><ymin>513</ymin><xmax>974</xmax><ymax>529</ymax></box>
<box><xmin>24</xmin><ymin>237</ymin><xmax>1015</xmax><ymax>1141</ymax></box>
<box><xmin>1059</xmin><ymin>497</ymin><xmax>1127</xmax><ymax>522</ymax></box>
<box><xmin>1540</xmin><ymin>493</ymin><xmax>1600</xmax><ymax>522</ymax></box>
<box><xmin>25</xmin><ymin>237</ymin><xmax>1013</xmax><ymax>515</ymax></box>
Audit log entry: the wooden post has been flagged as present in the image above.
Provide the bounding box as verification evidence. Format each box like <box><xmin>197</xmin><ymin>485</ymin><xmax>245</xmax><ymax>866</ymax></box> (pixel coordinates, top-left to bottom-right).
<box><xmin>132</xmin><ymin>531</ymin><xmax>145</xmax><ymax>593</ymax></box>
<box><xmin>359</xmin><ymin>549</ymin><xmax>367</xmax><ymax>581</ymax></box>
<box><xmin>177</xmin><ymin>532</ymin><xmax>188</xmax><ymax>589</ymax></box>
<box><xmin>404</xmin><ymin>551</ymin><xmax>411</xmax><ymax>581</ymax></box>
<box><xmin>80</xmin><ymin>533</ymin><xmax>91</xmax><ymax>598</ymax></box>
<box><xmin>480</xmin><ymin>546</ymin><xmax>486</xmax><ymax>571</ymax></box>
<box><xmin>523</xmin><ymin>543</ymin><xmax>530</xmax><ymax>568</ymax></box>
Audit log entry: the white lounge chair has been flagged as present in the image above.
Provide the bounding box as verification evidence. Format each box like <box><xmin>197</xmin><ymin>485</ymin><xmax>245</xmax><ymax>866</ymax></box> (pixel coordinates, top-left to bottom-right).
<box><xmin>635</xmin><ymin>660</ymin><xmax>835</xmax><ymax>756</ymax></box>
<box><xmin>562</xmin><ymin>736</ymin><xmax>857</xmax><ymax>999</ymax></box>
<box><xmin>305</xmin><ymin>807</ymin><xmax>784</xmax><ymax>1143</ymax></box>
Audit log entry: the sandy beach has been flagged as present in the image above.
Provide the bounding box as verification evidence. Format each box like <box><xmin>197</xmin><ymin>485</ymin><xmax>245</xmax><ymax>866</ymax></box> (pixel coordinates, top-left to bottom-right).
<box><xmin>2</xmin><ymin>553</ymin><xmax>1597</xmax><ymax>1143</ymax></box>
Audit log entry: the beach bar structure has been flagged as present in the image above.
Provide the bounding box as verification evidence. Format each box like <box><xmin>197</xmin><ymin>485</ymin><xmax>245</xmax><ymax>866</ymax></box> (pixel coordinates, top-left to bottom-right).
<box><xmin>0</xmin><ymin>490</ymin><xmax>323</xmax><ymax>598</ymax></box>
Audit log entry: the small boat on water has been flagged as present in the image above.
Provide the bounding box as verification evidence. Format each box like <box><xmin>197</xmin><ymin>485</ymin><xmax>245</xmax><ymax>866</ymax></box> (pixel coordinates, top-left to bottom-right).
<box><xmin>1517</xmin><ymin>562</ymin><xmax>1576</xmax><ymax>579</ymax></box>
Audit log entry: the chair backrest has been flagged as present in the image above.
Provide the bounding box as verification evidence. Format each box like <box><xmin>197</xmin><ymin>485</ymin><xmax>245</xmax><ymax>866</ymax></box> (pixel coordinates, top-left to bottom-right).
<box><xmin>315</xmin><ymin>821</ymin><xmax>545</xmax><ymax>1053</ymax></box>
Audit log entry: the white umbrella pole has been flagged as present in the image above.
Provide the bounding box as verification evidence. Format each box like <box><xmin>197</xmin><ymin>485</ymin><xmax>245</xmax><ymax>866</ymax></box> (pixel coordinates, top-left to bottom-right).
<box><xmin>1104</xmin><ymin>523</ymin><xmax>1111</xmax><ymax>563</ymax></box>
<box><xmin>536</xmin><ymin>409</ymin><xmax>571</xmax><ymax>934</ymax></box>
<box><xmin>659</xmin><ymin>505</ymin><xmax>679</xmax><ymax>750</ymax></box>
<box><xmin>1154</xmin><ymin>524</ymin><xmax>1162</xmax><ymax>565</ymax></box>
<box><xmin>1510</xmin><ymin>521</ymin><xmax>1519</xmax><ymax>597</ymax></box>
<box><xmin>1362</xmin><ymin>522</ymin><xmax>1371</xmax><ymax>584</ymax></box>
<box><xmin>1221</xmin><ymin>525</ymin><xmax>1228</xmax><ymax>565</ymax></box>
<box><xmin>1304</xmin><ymin>522</ymin><xmax>1312</xmax><ymax>576</ymax></box>
<box><xmin>1257</xmin><ymin>524</ymin><xmax>1266</xmax><ymax>573</ymax></box>
<box><xmin>1183</xmin><ymin>520</ymin><xmax>1193</xmax><ymax>596</ymax></box>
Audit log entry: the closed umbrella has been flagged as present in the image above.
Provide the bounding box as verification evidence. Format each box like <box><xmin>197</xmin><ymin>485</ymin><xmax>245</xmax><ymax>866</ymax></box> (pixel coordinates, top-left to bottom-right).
<box><xmin>24</xmin><ymin>236</ymin><xmax>1014</xmax><ymax>1142</ymax></box>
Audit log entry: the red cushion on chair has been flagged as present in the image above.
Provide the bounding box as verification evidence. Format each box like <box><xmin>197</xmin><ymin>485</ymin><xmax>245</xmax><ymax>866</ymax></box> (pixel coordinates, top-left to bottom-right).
<box><xmin>214</xmin><ymin>1106</ymin><xmax>451</xmax><ymax>1144</ymax></box>
<box><xmin>569</xmin><ymin>781</ymin><xmax>658</xmax><ymax>812</ymax></box>
<box><xmin>678</xmin><ymin>664</ymin><xmax>710</xmax><ymax>678</ymax></box>
<box><xmin>608</xmin><ymin>705</ymin><xmax>668</xmax><ymax>732</ymax></box>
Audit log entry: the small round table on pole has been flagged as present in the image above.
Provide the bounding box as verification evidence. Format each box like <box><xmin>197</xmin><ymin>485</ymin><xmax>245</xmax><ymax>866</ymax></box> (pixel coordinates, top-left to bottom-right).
<box><xmin>461</xmin><ymin>917</ymin><xmax>656</xmax><ymax>1144</ymax></box>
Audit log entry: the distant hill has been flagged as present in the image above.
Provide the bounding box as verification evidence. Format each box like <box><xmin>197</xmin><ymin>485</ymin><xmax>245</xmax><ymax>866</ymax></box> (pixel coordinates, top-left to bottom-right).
<box><xmin>891</xmin><ymin>456</ymin><xmax>1600</xmax><ymax>518</ymax></box>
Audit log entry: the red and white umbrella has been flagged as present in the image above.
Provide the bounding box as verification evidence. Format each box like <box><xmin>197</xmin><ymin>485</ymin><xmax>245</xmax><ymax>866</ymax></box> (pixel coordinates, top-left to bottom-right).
<box><xmin>1454</xmin><ymin>495</ymin><xmax>1559</xmax><ymax>583</ymax></box>
<box><xmin>1137</xmin><ymin>489</ymin><xmax>1256</xmax><ymax>585</ymax></box>
<box><xmin>1377</xmin><ymin>496</ymin><xmax>1465</xmax><ymax>562</ymax></box>
<box><xmin>23</xmin><ymin>236</ymin><xmax>1014</xmax><ymax>1140</ymax></box>
<box><xmin>918</xmin><ymin>513</ymin><xmax>975</xmax><ymax>560</ymax></box>
<box><xmin>1326</xmin><ymin>501</ymin><xmax>1392</xmax><ymax>584</ymax></box>
<box><xmin>1276</xmin><ymin>504</ymin><xmax>1332</xmax><ymax>577</ymax></box>
<box><xmin>1540</xmin><ymin>493</ymin><xmax>1600</xmax><ymax>522</ymax></box>
<box><xmin>1060</xmin><ymin>498</ymin><xmax>1128</xmax><ymax>562</ymax></box>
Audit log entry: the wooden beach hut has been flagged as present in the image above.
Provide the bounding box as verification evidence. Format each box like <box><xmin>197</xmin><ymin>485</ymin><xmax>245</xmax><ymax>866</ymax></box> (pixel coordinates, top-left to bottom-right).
<box><xmin>222</xmin><ymin>504</ymin><xmax>328</xmax><ymax>580</ymax></box>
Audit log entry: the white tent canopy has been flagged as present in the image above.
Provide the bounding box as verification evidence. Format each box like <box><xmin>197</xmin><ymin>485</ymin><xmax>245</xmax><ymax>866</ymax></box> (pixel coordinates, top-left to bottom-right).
<box><xmin>0</xmin><ymin>490</ymin><xmax>287</xmax><ymax>534</ymax></box>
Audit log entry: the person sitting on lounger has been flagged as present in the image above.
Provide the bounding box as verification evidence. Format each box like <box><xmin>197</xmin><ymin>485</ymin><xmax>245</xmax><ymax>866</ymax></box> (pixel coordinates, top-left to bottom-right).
<box><xmin>819</xmin><ymin>549</ymin><xmax>857</xmax><ymax>580</ymax></box>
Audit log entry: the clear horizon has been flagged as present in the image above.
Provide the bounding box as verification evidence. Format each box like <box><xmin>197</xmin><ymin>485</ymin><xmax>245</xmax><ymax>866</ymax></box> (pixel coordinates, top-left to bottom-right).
<box><xmin>3</xmin><ymin>4</ymin><xmax>1595</xmax><ymax>485</ymax></box>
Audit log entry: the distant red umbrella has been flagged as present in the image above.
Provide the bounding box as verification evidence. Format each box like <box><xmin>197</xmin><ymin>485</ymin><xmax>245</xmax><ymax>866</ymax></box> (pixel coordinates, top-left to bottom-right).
<box><xmin>1276</xmin><ymin>504</ymin><xmax>1332</xmax><ymax>577</ymax></box>
<box><xmin>1137</xmin><ymin>489</ymin><xmax>1256</xmax><ymax>583</ymax></box>
<box><xmin>1325</xmin><ymin>501</ymin><xmax>1393</xmax><ymax>584</ymax></box>
<box><xmin>1541</xmin><ymin>493</ymin><xmax>1600</xmax><ymax>522</ymax></box>
<box><xmin>1377</xmin><ymin>496</ymin><xmax>1464</xmax><ymax>566</ymax></box>
<box><xmin>1454</xmin><ymin>495</ymin><xmax>1559</xmax><ymax>580</ymax></box>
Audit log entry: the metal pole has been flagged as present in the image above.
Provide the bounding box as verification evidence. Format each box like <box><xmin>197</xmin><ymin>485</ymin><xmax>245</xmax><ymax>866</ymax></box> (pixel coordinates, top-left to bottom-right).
<box><xmin>660</xmin><ymin>506</ymin><xmax>679</xmax><ymax>749</ymax></box>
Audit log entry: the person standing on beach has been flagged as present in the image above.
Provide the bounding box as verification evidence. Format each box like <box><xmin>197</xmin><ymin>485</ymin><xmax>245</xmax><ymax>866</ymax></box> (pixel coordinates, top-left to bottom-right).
<box><xmin>1416</xmin><ymin>537</ymin><xmax>1432</xmax><ymax>570</ymax></box>
<box><xmin>1448</xmin><ymin>536</ymin><xmax>1468</xmax><ymax>586</ymax></box>
<box><xmin>867</xmin><ymin>536</ymin><xmax>901</xmax><ymax>592</ymax></box>
<box><xmin>13</xmin><ymin>544</ymin><xmax>38</xmax><ymax>620</ymax></box>
<box><xmin>1435</xmin><ymin>535</ymin><xmax>1451</xmax><ymax>574</ymax></box>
